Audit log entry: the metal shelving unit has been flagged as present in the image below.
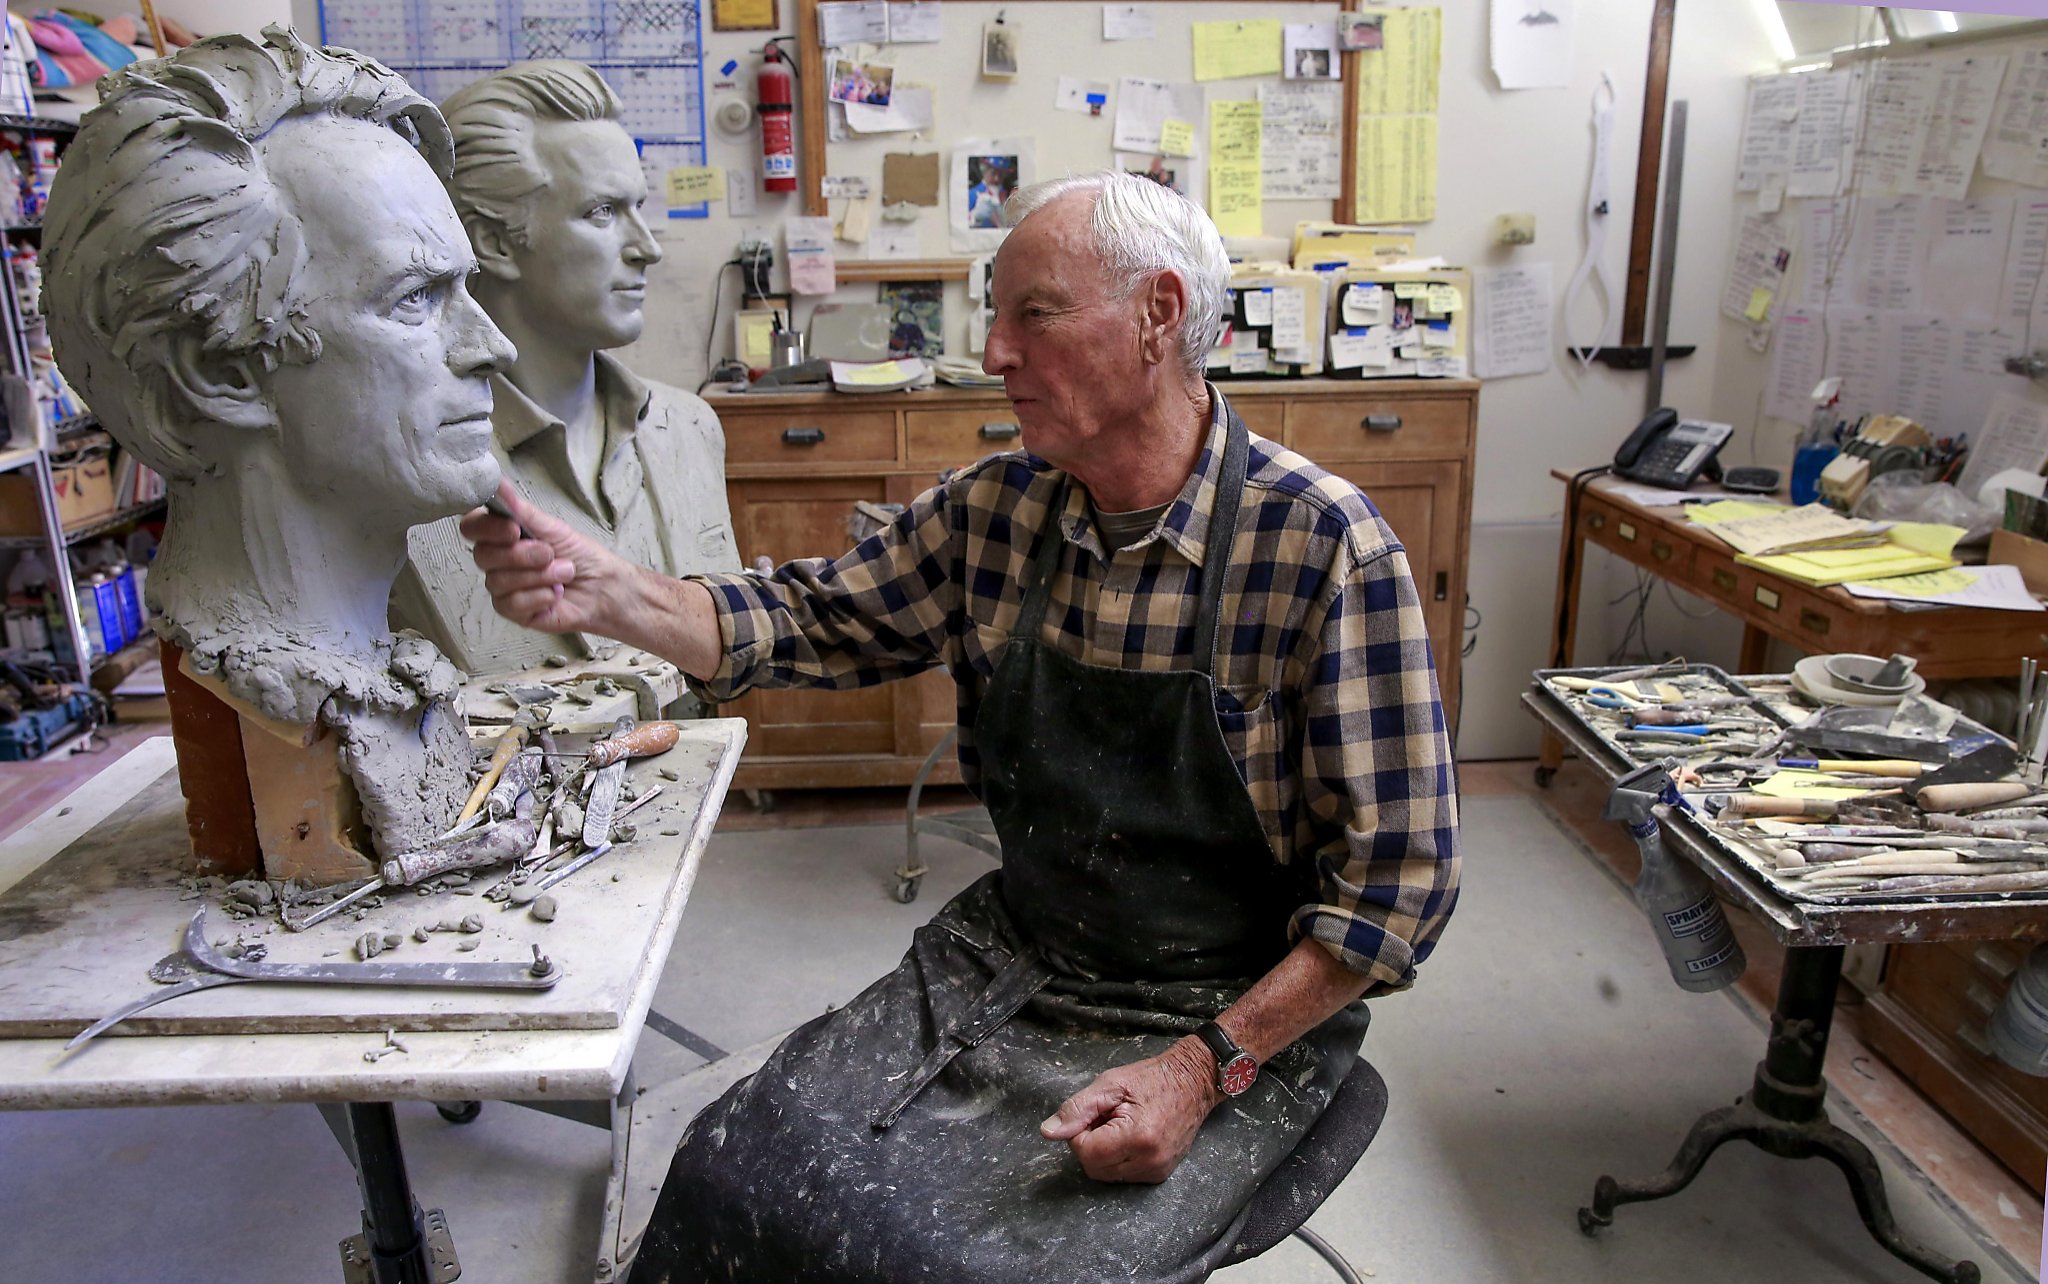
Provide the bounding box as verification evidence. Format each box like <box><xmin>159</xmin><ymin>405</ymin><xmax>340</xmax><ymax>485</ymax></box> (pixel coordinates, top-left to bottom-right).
<box><xmin>0</xmin><ymin>496</ymin><xmax>165</xmax><ymax>551</ymax></box>
<box><xmin>0</xmin><ymin>112</ymin><xmax>101</xmax><ymax>684</ymax></box>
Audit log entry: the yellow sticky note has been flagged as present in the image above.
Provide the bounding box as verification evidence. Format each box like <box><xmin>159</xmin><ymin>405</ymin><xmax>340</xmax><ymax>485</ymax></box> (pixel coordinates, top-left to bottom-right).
<box><xmin>843</xmin><ymin>360</ymin><xmax>915</xmax><ymax>386</ymax></box>
<box><xmin>1159</xmin><ymin>118</ymin><xmax>1196</xmax><ymax>158</ymax></box>
<box><xmin>1888</xmin><ymin>522</ymin><xmax>1966</xmax><ymax>559</ymax></box>
<box><xmin>1209</xmin><ymin>100</ymin><xmax>1261</xmax><ymax>163</ymax></box>
<box><xmin>838</xmin><ymin>195</ymin><xmax>874</xmax><ymax>245</ymax></box>
<box><xmin>1688</xmin><ymin>499</ymin><xmax>1787</xmax><ymax>524</ymax></box>
<box><xmin>737</xmin><ymin>311</ymin><xmax>776</xmax><ymax>365</ymax></box>
<box><xmin>1852</xmin><ymin>567</ymin><xmax>1979</xmax><ymax>595</ymax></box>
<box><xmin>1193</xmin><ymin>19</ymin><xmax>1283</xmax><ymax>81</ymax></box>
<box><xmin>1425</xmin><ymin>284</ymin><xmax>1462</xmax><ymax>313</ymax></box>
<box><xmin>665</xmin><ymin>165</ymin><xmax>725</xmax><ymax>206</ymax></box>
<box><xmin>1209</xmin><ymin>162</ymin><xmax>1262</xmax><ymax>237</ymax></box>
<box><xmin>1392</xmin><ymin>282</ymin><xmax>1424</xmax><ymax>298</ymax></box>
<box><xmin>1745</xmin><ymin>286</ymin><xmax>1773</xmax><ymax>322</ymax></box>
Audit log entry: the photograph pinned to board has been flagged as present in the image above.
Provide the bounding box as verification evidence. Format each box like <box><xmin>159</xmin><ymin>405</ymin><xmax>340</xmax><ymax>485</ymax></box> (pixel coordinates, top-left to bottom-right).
<box><xmin>1285</xmin><ymin>23</ymin><xmax>1339</xmax><ymax>81</ymax></box>
<box><xmin>1337</xmin><ymin>12</ymin><xmax>1383</xmax><ymax>51</ymax></box>
<box><xmin>1114</xmin><ymin>76</ymin><xmax>1206</xmax><ymax>154</ymax></box>
<box><xmin>830</xmin><ymin>58</ymin><xmax>894</xmax><ymax>106</ymax></box>
<box><xmin>845</xmin><ymin>84</ymin><xmax>933</xmax><ymax>133</ymax></box>
<box><xmin>982</xmin><ymin>21</ymin><xmax>1019</xmax><ymax>78</ymax></box>
<box><xmin>880</xmin><ymin>281</ymin><xmax>944</xmax><ymax>359</ymax></box>
<box><xmin>1116</xmin><ymin>151</ymin><xmax>1204</xmax><ymax>207</ymax></box>
<box><xmin>954</xmin><ymin>142</ymin><xmax>1033</xmax><ymax>248</ymax></box>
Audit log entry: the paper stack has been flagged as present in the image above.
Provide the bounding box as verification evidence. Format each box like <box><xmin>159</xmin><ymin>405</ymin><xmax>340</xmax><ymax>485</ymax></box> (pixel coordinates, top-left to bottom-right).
<box><xmin>1691</xmin><ymin>502</ymin><xmax>1963</xmax><ymax>587</ymax></box>
<box><xmin>829</xmin><ymin>357</ymin><xmax>932</xmax><ymax>394</ymax></box>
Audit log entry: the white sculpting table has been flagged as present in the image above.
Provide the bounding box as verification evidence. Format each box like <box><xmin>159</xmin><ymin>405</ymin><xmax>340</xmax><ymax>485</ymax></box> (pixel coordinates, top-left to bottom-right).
<box><xmin>0</xmin><ymin>720</ymin><xmax>745</xmax><ymax>1283</ymax></box>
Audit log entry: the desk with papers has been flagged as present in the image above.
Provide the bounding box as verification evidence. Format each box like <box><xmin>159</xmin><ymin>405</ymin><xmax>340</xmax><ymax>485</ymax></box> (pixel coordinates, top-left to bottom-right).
<box><xmin>1542</xmin><ymin>471</ymin><xmax>2048</xmax><ymax>784</ymax></box>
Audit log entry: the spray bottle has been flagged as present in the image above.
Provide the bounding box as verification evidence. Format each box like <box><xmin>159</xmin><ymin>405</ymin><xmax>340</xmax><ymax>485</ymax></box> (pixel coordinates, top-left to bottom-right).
<box><xmin>1603</xmin><ymin>760</ymin><xmax>1746</xmax><ymax>993</ymax></box>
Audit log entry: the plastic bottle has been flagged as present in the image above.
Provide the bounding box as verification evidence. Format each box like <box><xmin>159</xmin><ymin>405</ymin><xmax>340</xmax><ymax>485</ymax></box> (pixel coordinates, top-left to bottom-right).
<box><xmin>6</xmin><ymin>547</ymin><xmax>47</xmax><ymax>596</ymax></box>
<box><xmin>1628</xmin><ymin>806</ymin><xmax>1747</xmax><ymax>993</ymax></box>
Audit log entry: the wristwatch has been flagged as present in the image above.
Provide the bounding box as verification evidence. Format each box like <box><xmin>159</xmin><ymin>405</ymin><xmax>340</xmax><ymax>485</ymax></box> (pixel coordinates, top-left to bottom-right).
<box><xmin>1194</xmin><ymin>1020</ymin><xmax>1258</xmax><ymax>1097</ymax></box>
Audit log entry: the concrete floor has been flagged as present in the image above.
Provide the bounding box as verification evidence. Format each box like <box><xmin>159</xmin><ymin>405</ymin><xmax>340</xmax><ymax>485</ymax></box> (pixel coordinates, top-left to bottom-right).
<box><xmin>0</xmin><ymin>789</ymin><xmax>2038</xmax><ymax>1282</ymax></box>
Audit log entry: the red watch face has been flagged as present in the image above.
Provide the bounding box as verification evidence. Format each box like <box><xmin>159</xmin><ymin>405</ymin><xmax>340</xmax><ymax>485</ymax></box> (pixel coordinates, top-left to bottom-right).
<box><xmin>1219</xmin><ymin>1053</ymin><xmax>1258</xmax><ymax>1096</ymax></box>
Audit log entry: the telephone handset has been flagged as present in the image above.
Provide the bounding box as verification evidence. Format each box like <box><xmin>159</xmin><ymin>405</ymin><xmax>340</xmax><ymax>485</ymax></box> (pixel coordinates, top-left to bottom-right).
<box><xmin>1614</xmin><ymin>407</ymin><xmax>1733</xmax><ymax>490</ymax></box>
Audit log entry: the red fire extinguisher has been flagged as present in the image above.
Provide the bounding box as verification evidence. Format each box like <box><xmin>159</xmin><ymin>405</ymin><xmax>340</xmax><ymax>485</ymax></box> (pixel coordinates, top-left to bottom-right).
<box><xmin>757</xmin><ymin>45</ymin><xmax>796</xmax><ymax>194</ymax></box>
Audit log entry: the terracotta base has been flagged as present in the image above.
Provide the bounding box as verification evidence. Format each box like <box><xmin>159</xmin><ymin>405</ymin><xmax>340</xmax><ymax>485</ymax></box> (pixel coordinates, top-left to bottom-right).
<box><xmin>159</xmin><ymin>640</ymin><xmax>376</xmax><ymax>886</ymax></box>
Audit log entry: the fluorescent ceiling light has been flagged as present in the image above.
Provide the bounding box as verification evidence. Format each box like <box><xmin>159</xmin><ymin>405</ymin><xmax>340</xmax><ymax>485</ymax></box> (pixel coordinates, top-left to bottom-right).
<box><xmin>1935</xmin><ymin>11</ymin><xmax>1960</xmax><ymax>32</ymax></box>
<box><xmin>1755</xmin><ymin>0</ymin><xmax>1795</xmax><ymax>63</ymax></box>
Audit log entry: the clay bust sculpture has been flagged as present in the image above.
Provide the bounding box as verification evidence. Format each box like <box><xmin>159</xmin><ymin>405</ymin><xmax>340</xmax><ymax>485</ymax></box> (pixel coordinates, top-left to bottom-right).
<box><xmin>392</xmin><ymin>61</ymin><xmax>740</xmax><ymax>676</ymax></box>
<box><xmin>43</xmin><ymin>27</ymin><xmax>516</xmax><ymax>878</ymax></box>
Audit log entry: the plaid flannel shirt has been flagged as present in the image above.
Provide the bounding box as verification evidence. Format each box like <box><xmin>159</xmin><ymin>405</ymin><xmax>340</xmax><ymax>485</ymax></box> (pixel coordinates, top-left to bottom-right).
<box><xmin>689</xmin><ymin>391</ymin><xmax>1460</xmax><ymax>991</ymax></box>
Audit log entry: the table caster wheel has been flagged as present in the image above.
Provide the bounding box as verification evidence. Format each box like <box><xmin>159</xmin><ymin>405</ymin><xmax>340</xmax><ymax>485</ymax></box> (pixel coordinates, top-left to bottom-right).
<box><xmin>1534</xmin><ymin>766</ymin><xmax>1556</xmax><ymax>789</ymax></box>
<box><xmin>894</xmin><ymin>875</ymin><xmax>922</xmax><ymax>904</ymax></box>
<box><xmin>747</xmin><ymin>789</ymin><xmax>777</xmax><ymax>815</ymax></box>
<box><xmin>1576</xmin><ymin>1205</ymin><xmax>1607</xmax><ymax>1236</ymax></box>
<box><xmin>436</xmin><ymin>1100</ymin><xmax>482</xmax><ymax>1125</ymax></box>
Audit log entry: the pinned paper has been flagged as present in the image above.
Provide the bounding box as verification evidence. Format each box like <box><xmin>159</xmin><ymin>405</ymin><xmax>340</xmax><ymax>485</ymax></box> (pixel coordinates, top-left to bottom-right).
<box><xmin>870</xmin><ymin>224</ymin><xmax>920</xmax><ymax>258</ymax></box>
<box><xmin>1243</xmin><ymin>288</ymin><xmax>1274</xmax><ymax>326</ymax></box>
<box><xmin>845</xmin><ymin>86</ymin><xmax>935</xmax><ymax>134</ymax></box>
<box><xmin>665</xmin><ymin>165</ymin><xmax>725</xmax><ymax>206</ymax></box>
<box><xmin>818</xmin><ymin>0</ymin><xmax>889</xmax><ymax>45</ymax></box>
<box><xmin>1193</xmin><ymin>20</ymin><xmax>1282</xmax><ymax>81</ymax></box>
<box><xmin>882</xmin><ymin>152</ymin><xmax>941</xmax><ymax>206</ymax></box>
<box><xmin>1271</xmin><ymin>287</ymin><xmax>1306</xmax><ymax>350</ymax></box>
<box><xmin>785</xmin><ymin>216</ymin><xmax>838</xmax><ymax>295</ymax></box>
<box><xmin>1425</xmin><ymin>283</ymin><xmax>1463</xmax><ymax>313</ymax></box>
<box><xmin>1392</xmin><ymin>282</ymin><xmax>1425</xmax><ymax>298</ymax></box>
<box><xmin>1745</xmin><ymin>286</ymin><xmax>1774</xmax><ymax>322</ymax></box>
<box><xmin>1283</xmin><ymin>22</ymin><xmax>1339</xmax><ymax>81</ymax></box>
<box><xmin>1159</xmin><ymin>118</ymin><xmax>1195</xmax><ymax>157</ymax></box>
<box><xmin>1422</xmin><ymin>321</ymin><xmax>1454</xmax><ymax>349</ymax></box>
<box><xmin>1341</xmin><ymin>285</ymin><xmax>1389</xmax><ymax>326</ymax></box>
<box><xmin>1103</xmin><ymin>4</ymin><xmax>1153</xmax><ymax>40</ymax></box>
<box><xmin>1209</xmin><ymin>100</ymin><xmax>1260</xmax><ymax>162</ymax></box>
<box><xmin>1056</xmin><ymin>76</ymin><xmax>1114</xmax><ymax>114</ymax></box>
<box><xmin>887</xmin><ymin>0</ymin><xmax>941</xmax><ymax>42</ymax></box>
<box><xmin>1207</xmin><ymin>100</ymin><xmax>1262</xmax><ymax>238</ymax></box>
<box><xmin>726</xmin><ymin>168</ymin><xmax>757</xmax><ymax>217</ymax></box>
<box><xmin>1329</xmin><ymin>330</ymin><xmax>1373</xmax><ymax>370</ymax></box>
<box><xmin>821</xmin><ymin>175</ymin><xmax>872</xmax><ymax>199</ymax></box>
<box><xmin>839</xmin><ymin>195</ymin><xmax>875</xmax><ymax>243</ymax></box>
<box><xmin>1229</xmin><ymin>348</ymin><xmax>1268</xmax><ymax>374</ymax></box>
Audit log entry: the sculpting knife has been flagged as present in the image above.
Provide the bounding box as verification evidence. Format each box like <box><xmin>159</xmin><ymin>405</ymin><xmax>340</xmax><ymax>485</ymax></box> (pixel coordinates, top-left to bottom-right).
<box><xmin>528</xmin><ymin>786</ymin><xmax>669</xmax><ymax>894</ymax></box>
<box><xmin>581</xmin><ymin>716</ymin><xmax>635</xmax><ymax>848</ymax></box>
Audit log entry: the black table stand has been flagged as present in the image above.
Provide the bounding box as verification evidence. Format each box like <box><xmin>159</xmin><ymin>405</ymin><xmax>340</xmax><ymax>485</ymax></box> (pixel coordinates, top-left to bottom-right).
<box><xmin>1577</xmin><ymin>945</ymin><xmax>1981</xmax><ymax>1284</ymax></box>
<box><xmin>321</xmin><ymin>1101</ymin><xmax>462</xmax><ymax>1283</ymax></box>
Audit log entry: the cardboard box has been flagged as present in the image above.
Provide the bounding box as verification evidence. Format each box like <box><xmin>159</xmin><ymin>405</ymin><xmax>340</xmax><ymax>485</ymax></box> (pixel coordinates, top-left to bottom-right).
<box><xmin>1990</xmin><ymin>528</ymin><xmax>2048</xmax><ymax>595</ymax></box>
<box><xmin>0</xmin><ymin>441</ymin><xmax>116</xmax><ymax>536</ymax></box>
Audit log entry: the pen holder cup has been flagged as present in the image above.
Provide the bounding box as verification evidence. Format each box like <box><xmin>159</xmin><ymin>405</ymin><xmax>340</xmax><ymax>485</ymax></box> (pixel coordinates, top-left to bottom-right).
<box><xmin>770</xmin><ymin>333</ymin><xmax>804</xmax><ymax>369</ymax></box>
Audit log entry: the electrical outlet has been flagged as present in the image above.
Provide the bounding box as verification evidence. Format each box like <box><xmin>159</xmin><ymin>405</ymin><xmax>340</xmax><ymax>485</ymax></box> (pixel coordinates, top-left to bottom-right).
<box><xmin>737</xmin><ymin>238</ymin><xmax>774</xmax><ymax>300</ymax></box>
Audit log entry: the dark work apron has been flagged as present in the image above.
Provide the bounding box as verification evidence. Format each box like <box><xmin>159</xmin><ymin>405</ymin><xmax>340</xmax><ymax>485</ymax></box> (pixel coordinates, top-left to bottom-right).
<box><xmin>629</xmin><ymin>405</ymin><xmax>1370</xmax><ymax>1284</ymax></box>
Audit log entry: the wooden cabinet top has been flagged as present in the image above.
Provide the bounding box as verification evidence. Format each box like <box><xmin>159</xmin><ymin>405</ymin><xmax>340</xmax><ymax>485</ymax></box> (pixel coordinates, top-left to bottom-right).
<box><xmin>705</xmin><ymin>378</ymin><xmax>1481</xmax><ymax>412</ymax></box>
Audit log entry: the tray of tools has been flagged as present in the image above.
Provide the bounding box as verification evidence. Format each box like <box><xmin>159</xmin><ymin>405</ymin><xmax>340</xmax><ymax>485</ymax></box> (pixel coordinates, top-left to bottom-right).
<box><xmin>1532</xmin><ymin>663</ymin><xmax>2048</xmax><ymax>905</ymax></box>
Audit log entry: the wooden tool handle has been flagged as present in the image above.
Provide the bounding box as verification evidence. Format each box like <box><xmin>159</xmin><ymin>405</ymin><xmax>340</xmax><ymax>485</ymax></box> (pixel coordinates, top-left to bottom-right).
<box><xmin>1722</xmin><ymin>794</ymin><xmax>1840</xmax><ymax>819</ymax></box>
<box><xmin>1916</xmin><ymin>781</ymin><xmax>2033</xmax><ymax>813</ymax></box>
<box><xmin>457</xmin><ymin>725</ymin><xmax>528</xmax><ymax>825</ymax></box>
<box><xmin>384</xmin><ymin>794</ymin><xmax>538</xmax><ymax>885</ymax></box>
<box><xmin>1815</xmin><ymin>759</ymin><xmax>1923</xmax><ymax>778</ymax></box>
<box><xmin>586</xmin><ymin>720</ymin><xmax>680</xmax><ymax>767</ymax></box>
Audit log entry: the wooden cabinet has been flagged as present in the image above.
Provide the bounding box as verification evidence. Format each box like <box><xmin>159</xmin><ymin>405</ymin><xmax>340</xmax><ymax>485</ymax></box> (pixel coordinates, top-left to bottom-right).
<box><xmin>1863</xmin><ymin>940</ymin><xmax>2048</xmax><ymax>1197</ymax></box>
<box><xmin>708</xmin><ymin>379</ymin><xmax>1478</xmax><ymax>790</ymax></box>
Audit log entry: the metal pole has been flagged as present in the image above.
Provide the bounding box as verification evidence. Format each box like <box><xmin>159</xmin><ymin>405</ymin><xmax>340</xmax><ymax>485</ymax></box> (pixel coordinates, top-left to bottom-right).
<box><xmin>344</xmin><ymin>1102</ymin><xmax>436</xmax><ymax>1284</ymax></box>
<box><xmin>1646</xmin><ymin>100</ymin><xmax>1687</xmax><ymax>416</ymax></box>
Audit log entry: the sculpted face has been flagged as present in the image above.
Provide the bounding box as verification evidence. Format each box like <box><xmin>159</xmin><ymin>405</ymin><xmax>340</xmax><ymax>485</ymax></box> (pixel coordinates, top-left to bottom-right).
<box><xmin>982</xmin><ymin>194</ymin><xmax>1152</xmax><ymax>474</ymax></box>
<box><xmin>504</xmin><ymin>117</ymin><xmax>662</xmax><ymax>350</ymax></box>
<box><xmin>259</xmin><ymin>117</ymin><xmax>516</xmax><ymax>524</ymax></box>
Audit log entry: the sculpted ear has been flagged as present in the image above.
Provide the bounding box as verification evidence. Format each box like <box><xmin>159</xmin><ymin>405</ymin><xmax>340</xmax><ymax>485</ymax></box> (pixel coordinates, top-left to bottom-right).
<box><xmin>1139</xmin><ymin>270</ymin><xmax>1190</xmax><ymax>368</ymax></box>
<box><xmin>162</xmin><ymin>333</ymin><xmax>277</xmax><ymax>432</ymax></box>
<box><xmin>469</xmin><ymin>217</ymin><xmax>522</xmax><ymax>282</ymax></box>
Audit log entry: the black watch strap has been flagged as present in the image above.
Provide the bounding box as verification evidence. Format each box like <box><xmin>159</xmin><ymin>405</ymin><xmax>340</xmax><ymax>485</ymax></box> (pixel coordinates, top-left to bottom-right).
<box><xmin>1194</xmin><ymin>1020</ymin><xmax>1258</xmax><ymax>1096</ymax></box>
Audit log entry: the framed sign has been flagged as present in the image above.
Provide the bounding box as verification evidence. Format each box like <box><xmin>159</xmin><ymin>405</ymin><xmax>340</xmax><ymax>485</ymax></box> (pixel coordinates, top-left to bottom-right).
<box><xmin>713</xmin><ymin>0</ymin><xmax>779</xmax><ymax>33</ymax></box>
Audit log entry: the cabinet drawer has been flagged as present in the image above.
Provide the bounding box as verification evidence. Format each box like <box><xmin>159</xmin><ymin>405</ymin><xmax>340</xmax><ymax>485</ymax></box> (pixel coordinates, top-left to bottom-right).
<box><xmin>1227</xmin><ymin>399</ymin><xmax>1285</xmax><ymax>439</ymax></box>
<box><xmin>723</xmin><ymin>410</ymin><xmax>898</xmax><ymax>465</ymax></box>
<box><xmin>1288</xmin><ymin>397</ymin><xmax>1467</xmax><ymax>462</ymax></box>
<box><xmin>905</xmin><ymin>408</ymin><xmax>1024</xmax><ymax>465</ymax></box>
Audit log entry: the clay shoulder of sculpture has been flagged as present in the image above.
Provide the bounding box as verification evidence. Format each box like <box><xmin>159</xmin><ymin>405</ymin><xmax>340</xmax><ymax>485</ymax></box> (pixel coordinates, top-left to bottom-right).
<box><xmin>638</xmin><ymin>376</ymin><xmax>726</xmax><ymax>442</ymax></box>
<box><xmin>164</xmin><ymin>620</ymin><xmax>464</xmax><ymax>728</ymax></box>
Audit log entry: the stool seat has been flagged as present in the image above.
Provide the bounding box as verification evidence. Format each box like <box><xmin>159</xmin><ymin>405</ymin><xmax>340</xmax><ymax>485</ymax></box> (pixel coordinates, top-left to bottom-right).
<box><xmin>1223</xmin><ymin>1056</ymin><xmax>1387</xmax><ymax>1277</ymax></box>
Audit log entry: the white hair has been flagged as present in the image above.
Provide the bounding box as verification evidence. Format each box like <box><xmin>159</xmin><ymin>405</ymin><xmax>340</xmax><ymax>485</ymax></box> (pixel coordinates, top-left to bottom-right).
<box><xmin>1003</xmin><ymin>170</ymin><xmax>1228</xmax><ymax>378</ymax></box>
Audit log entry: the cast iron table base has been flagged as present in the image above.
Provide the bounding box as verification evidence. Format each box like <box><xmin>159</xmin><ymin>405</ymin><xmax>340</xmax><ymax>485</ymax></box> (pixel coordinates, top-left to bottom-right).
<box><xmin>1576</xmin><ymin>945</ymin><xmax>1981</xmax><ymax>1284</ymax></box>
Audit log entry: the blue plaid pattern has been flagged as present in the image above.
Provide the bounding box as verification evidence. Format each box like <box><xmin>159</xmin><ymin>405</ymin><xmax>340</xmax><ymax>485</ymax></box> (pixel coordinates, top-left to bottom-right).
<box><xmin>689</xmin><ymin>391</ymin><xmax>1460</xmax><ymax>991</ymax></box>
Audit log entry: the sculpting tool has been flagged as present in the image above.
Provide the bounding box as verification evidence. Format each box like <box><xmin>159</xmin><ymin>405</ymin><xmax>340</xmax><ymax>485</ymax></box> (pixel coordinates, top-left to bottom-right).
<box><xmin>1776</xmin><ymin>758</ymin><xmax>1925</xmax><ymax>778</ymax></box>
<box><xmin>457</xmin><ymin>725</ymin><xmax>529</xmax><ymax>826</ymax></box>
<box><xmin>586</xmin><ymin>720</ymin><xmax>681</xmax><ymax>767</ymax></box>
<box><xmin>72</xmin><ymin>907</ymin><xmax>562</xmax><ymax>1049</ymax></box>
<box><xmin>282</xmin><ymin>793</ymin><xmax>541</xmax><ymax>931</ymax></box>
<box><xmin>581</xmin><ymin>716</ymin><xmax>636</xmax><ymax>848</ymax></box>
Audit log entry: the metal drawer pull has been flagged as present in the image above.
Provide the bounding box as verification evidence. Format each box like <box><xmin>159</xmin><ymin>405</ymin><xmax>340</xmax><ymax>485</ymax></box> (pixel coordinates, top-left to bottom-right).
<box><xmin>1434</xmin><ymin>571</ymin><xmax>1448</xmax><ymax>601</ymax></box>
<box><xmin>1711</xmin><ymin>568</ymin><xmax>1737</xmax><ymax>592</ymax></box>
<box><xmin>1975</xmin><ymin>944</ymin><xmax>2020</xmax><ymax>979</ymax></box>
<box><xmin>1956</xmin><ymin>1022</ymin><xmax>1994</xmax><ymax>1058</ymax></box>
<box><xmin>1362</xmin><ymin>414</ymin><xmax>1402</xmax><ymax>432</ymax></box>
<box><xmin>781</xmin><ymin>427</ymin><xmax>826</xmax><ymax>446</ymax></box>
<box><xmin>1965</xmin><ymin>981</ymin><xmax>2000</xmax><ymax>1017</ymax></box>
<box><xmin>1650</xmin><ymin>539</ymin><xmax>1674</xmax><ymax>562</ymax></box>
<box><xmin>1799</xmin><ymin>609</ymin><xmax>1831</xmax><ymax>636</ymax></box>
<box><xmin>979</xmin><ymin>421</ymin><xmax>1020</xmax><ymax>441</ymax></box>
<box><xmin>1587</xmin><ymin>512</ymin><xmax>1606</xmax><ymax>532</ymax></box>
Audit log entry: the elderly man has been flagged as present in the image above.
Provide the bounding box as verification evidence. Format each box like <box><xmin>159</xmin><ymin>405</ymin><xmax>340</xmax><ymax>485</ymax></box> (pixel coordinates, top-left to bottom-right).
<box><xmin>468</xmin><ymin>171</ymin><xmax>1459</xmax><ymax>1282</ymax></box>
<box><xmin>43</xmin><ymin>27</ymin><xmax>514</xmax><ymax>871</ymax></box>
<box><xmin>393</xmin><ymin>60</ymin><xmax>738</xmax><ymax>676</ymax></box>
